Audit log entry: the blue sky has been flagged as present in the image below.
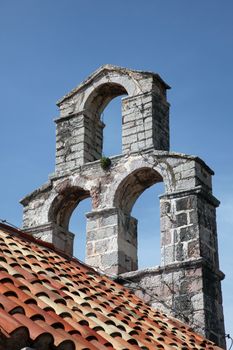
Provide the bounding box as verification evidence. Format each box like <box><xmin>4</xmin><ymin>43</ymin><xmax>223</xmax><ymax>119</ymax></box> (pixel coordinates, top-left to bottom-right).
<box><xmin>0</xmin><ymin>0</ymin><xmax>233</xmax><ymax>342</ymax></box>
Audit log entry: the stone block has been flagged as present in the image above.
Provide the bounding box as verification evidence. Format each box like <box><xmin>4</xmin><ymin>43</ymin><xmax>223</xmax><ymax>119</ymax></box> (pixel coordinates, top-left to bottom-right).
<box><xmin>175</xmin><ymin>242</ymin><xmax>185</xmax><ymax>261</ymax></box>
<box><xmin>176</xmin><ymin>197</ymin><xmax>195</xmax><ymax>211</ymax></box>
<box><xmin>85</xmin><ymin>255</ymin><xmax>101</xmax><ymax>268</ymax></box>
<box><xmin>175</xmin><ymin>213</ymin><xmax>188</xmax><ymax>227</ymax></box>
<box><xmin>161</xmin><ymin>230</ymin><xmax>172</xmax><ymax>245</ymax></box>
<box><xmin>188</xmin><ymin>240</ymin><xmax>200</xmax><ymax>258</ymax></box>
<box><xmin>95</xmin><ymin>236</ymin><xmax>117</xmax><ymax>253</ymax></box>
<box><xmin>101</xmin><ymin>251</ymin><xmax>119</xmax><ymax>268</ymax></box>
<box><xmin>160</xmin><ymin>200</ymin><xmax>171</xmax><ymax>215</ymax></box>
<box><xmin>179</xmin><ymin>225</ymin><xmax>198</xmax><ymax>242</ymax></box>
<box><xmin>99</xmin><ymin>214</ymin><xmax>118</xmax><ymax>227</ymax></box>
<box><xmin>87</xmin><ymin>226</ymin><xmax>118</xmax><ymax>241</ymax></box>
<box><xmin>86</xmin><ymin>219</ymin><xmax>98</xmax><ymax>231</ymax></box>
<box><xmin>161</xmin><ymin>245</ymin><xmax>175</xmax><ymax>265</ymax></box>
<box><xmin>122</xmin><ymin>113</ymin><xmax>137</xmax><ymax>123</ymax></box>
<box><xmin>138</xmin><ymin>132</ymin><xmax>145</xmax><ymax>141</ymax></box>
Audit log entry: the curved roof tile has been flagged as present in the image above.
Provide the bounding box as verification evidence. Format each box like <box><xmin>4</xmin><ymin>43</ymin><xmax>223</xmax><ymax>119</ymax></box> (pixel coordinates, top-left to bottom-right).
<box><xmin>0</xmin><ymin>223</ymin><xmax>223</xmax><ymax>350</ymax></box>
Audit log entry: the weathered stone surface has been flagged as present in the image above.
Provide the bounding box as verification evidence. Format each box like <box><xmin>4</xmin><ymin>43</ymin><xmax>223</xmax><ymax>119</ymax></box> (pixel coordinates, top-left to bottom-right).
<box><xmin>20</xmin><ymin>65</ymin><xmax>226</xmax><ymax>348</ymax></box>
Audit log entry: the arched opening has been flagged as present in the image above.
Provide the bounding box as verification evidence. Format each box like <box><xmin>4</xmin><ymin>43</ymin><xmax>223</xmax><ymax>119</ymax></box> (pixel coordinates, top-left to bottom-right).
<box><xmin>101</xmin><ymin>95</ymin><xmax>125</xmax><ymax>156</ymax></box>
<box><xmin>84</xmin><ymin>83</ymin><xmax>127</xmax><ymax>118</ymax></box>
<box><xmin>49</xmin><ymin>186</ymin><xmax>90</xmax><ymax>230</ymax></box>
<box><xmin>114</xmin><ymin>167</ymin><xmax>163</xmax><ymax>214</ymax></box>
<box><xmin>114</xmin><ymin>167</ymin><xmax>164</xmax><ymax>271</ymax></box>
<box><xmin>48</xmin><ymin>185</ymin><xmax>91</xmax><ymax>261</ymax></box>
<box><xmin>84</xmin><ymin>83</ymin><xmax>127</xmax><ymax>159</ymax></box>
<box><xmin>69</xmin><ymin>197</ymin><xmax>92</xmax><ymax>262</ymax></box>
<box><xmin>132</xmin><ymin>182</ymin><xmax>164</xmax><ymax>269</ymax></box>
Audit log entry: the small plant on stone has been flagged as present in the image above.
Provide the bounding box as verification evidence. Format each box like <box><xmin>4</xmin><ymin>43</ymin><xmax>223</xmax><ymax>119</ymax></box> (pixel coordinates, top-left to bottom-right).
<box><xmin>100</xmin><ymin>156</ymin><xmax>111</xmax><ymax>170</ymax></box>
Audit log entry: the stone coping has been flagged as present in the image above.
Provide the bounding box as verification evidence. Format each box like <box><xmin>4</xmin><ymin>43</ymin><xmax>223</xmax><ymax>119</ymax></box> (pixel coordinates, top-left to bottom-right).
<box><xmin>118</xmin><ymin>257</ymin><xmax>225</xmax><ymax>281</ymax></box>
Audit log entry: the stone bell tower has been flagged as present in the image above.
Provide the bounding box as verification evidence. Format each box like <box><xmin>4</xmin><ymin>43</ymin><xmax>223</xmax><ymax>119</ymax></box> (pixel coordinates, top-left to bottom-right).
<box><xmin>21</xmin><ymin>65</ymin><xmax>226</xmax><ymax>348</ymax></box>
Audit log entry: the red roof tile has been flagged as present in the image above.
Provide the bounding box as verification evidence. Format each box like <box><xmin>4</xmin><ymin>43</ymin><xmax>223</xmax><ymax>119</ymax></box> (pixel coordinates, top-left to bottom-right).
<box><xmin>0</xmin><ymin>223</ymin><xmax>223</xmax><ymax>350</ymax></box>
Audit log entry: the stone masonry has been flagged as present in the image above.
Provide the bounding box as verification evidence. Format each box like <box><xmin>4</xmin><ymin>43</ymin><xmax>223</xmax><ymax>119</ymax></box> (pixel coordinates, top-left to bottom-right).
<box><xmin>20</xmin><ymin>65</ymin><xmax>226</xmax><ymax>348</ymax></box>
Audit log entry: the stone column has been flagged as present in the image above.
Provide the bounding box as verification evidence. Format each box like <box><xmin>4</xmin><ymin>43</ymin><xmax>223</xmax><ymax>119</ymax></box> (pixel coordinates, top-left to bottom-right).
<box><xmin>86</xmin><ymin>208</ymin><xmax>138</xmax><ymax>275</ymax></box>
<box><xmin>55</xmin><ymin>111</ymin><xmax>104</xmax><ymax>172</ymax></box>
<box><xmin>160</xmin><ymin>187</ymin><xmax>220</xmax><ymax>267</ymax></box>
<box><xmin>122</xmin><ymin>91</ymin><xmax>169</xmax><ymax>154</ymax></box>
<box><xmin>159</xmin><ymin>188</ymin><xmax>225</xmax><ymax>347</ymax></box>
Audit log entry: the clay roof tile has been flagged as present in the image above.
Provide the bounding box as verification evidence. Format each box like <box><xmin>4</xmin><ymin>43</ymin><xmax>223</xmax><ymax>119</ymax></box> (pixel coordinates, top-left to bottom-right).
<box><xmin>0</xmin><ymin>224</ymin><xmax>224</xmax><ymax>350</ymax></box>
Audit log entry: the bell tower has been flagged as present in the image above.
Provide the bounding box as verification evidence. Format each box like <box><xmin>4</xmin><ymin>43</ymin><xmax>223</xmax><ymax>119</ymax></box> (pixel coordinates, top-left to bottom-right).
<box><xmin>21</xmin><ymin>65</ymin><xmax>226</xmax><ymax>348</ymax></box>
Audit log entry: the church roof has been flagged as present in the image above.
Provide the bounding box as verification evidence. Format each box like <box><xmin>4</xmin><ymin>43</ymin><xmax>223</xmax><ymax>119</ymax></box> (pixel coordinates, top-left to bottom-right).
<box><xmin>0</xmin><ymin>223</ymin><xmax>223</xmax><ymax>350</ymax></box>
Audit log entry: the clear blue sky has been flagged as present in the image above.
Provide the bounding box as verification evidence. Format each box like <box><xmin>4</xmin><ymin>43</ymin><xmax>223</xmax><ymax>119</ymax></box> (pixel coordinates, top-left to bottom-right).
<box><xmin>0</xmin><ymin>0</ymin><xmax>233</xmax><ymax>342</ymax></box>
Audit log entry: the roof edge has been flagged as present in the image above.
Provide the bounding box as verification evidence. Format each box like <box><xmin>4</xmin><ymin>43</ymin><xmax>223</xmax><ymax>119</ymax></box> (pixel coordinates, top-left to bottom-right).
<box><xmin>0</xmin><ymin>222</ymin><xmax>70</xmax><ymax>259</ymax></box>
<box><xmin>57</xmin><ymin>64</ymin><xmax>170</xmax><ymax>106</ymax></box>
<box><xmin>0</xmin><ymin>222</ymin><xmax>97</xmax><ymax>273</ymax></box>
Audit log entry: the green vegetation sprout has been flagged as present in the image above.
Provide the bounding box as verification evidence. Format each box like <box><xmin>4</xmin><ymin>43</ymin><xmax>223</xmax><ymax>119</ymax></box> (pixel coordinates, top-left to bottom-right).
<box><xmin>100</xmin><ymin>156</ymin><xmax>111</xmax><ymax>170</ymax></box>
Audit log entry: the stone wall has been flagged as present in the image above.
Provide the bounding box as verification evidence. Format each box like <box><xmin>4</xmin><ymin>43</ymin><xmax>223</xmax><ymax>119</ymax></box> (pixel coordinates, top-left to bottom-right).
<box><xmin>120</xmin><ymin>259</ymin><xmax>225</xmax><ymax>347</ymax></box>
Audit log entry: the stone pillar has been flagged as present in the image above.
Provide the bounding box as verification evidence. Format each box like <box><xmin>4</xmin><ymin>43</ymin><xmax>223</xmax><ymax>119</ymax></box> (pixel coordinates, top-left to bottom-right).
<box><xmin>160</xmin><ymin>188</ymin><xmax>220</xmax><ymax>268</ymax></box>
<box><xmin>158</xmin><ymin>188</ymin><xmax>225</xmax><ymax>347</ymax></box>
<box><xmin>122</xmin><ymin>91</ymin><xmax>169</xmax><ymax>153</ymax></box>
<box><xmin>86</xmin><ymin>208</ymin><xmax>137</xmax><ymax>275</ymax></box>
<box><xmin>55</xmin><ymin>111</ymin><xmax>104</xmax><ymax>172</ymax></box>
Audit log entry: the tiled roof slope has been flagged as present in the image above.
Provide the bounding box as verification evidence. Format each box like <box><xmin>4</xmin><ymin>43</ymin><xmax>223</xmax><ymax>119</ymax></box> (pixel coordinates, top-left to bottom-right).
<box><xmin>0</xmin><ymin>223</ymin><xmax>223</xmax><ymax>350</ymax></box>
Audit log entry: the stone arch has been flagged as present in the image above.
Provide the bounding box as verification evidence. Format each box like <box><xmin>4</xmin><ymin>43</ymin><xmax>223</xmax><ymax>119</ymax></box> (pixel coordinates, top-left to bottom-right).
<box><xmin>98</xmin><ymin>154</ymin><xmax>174</xmax><ymax>210</ymax></box>
<box><xmin>55</xmin><ymin>65</ymin><xmax>171</xmax><ymax>170</ymax></box>
<box><xmin>48</xmin><ymin>183</ymin><xmax>90</xmax><ymax>231</ymax></box>
<box><xmin>78</xmin><ymin>65</ymin><xmax>143</xmax><ymax>112</ymax></box>
<box><xmin>113</xmin><ymin>167</ymin><xmax>163</xmax><ymax>215</ymax></box>
<box><xmin>83</xmin><ymin>82</ymin><xmax>127</xmax><ymax>120</ymax></box>
<box><xmin>78</xmin><ymin>67</ymin><xmax>145</xmax><ymax>159</ymax></box>
<box><xmin>113</xmin><ymin>166</ymin><xmax>164</xmax><ymax>270</ymax></box>
<box><xmin>79</xmin><ymin>69</ymin><xmax>143</xmax><ymax>160</ymax></box>
<box><xmin>85</xmin><ymin>164</ymin><xmax>165</xmax><ymax>274</ymax></box>
<box><xmin>83</xmin><ymin>82</ymin><xmax>128</xmax><ymax>158</ymax></box>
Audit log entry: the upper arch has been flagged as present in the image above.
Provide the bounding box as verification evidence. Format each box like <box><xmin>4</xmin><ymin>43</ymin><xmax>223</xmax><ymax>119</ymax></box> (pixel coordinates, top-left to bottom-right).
<box><xmin>83</xmin><ymin>82</ymin><xmax>128</xmax><ymax>119</ymax></box>
<box><xmin>57</xmin><ymin>65</ymin><xmax>146</xmax><ymax>107</ymax></box>
<box><xmin>56</xmin><ymin>65</ymin><xmax>169</xmax><ymax>116</ymax></box>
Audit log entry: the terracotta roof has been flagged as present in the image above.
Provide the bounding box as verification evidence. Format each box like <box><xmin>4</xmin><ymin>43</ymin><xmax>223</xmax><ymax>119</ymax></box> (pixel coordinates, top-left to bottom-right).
<box><xmin>0</xmin><ymin>223</ymin><xmax>223</xmax><ymax>350</ymax></box>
